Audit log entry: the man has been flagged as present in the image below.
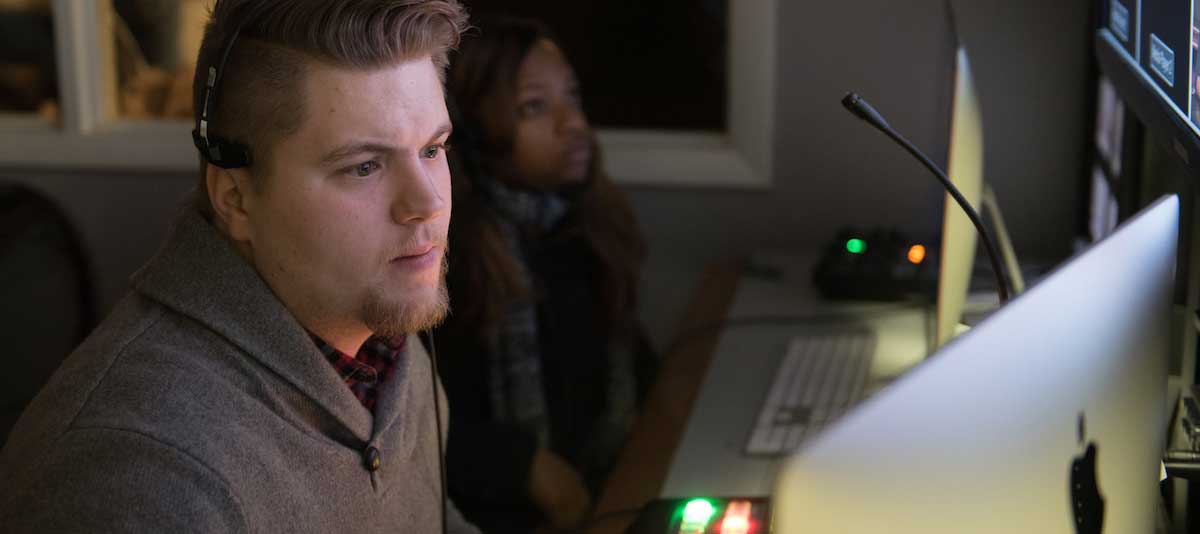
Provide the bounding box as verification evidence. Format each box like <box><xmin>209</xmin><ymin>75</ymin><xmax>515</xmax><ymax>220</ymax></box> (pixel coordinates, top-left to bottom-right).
<box><xmin>0</xmin><ymin>1</ymin><xmax>478</xmax><ymax>532</ymax></box>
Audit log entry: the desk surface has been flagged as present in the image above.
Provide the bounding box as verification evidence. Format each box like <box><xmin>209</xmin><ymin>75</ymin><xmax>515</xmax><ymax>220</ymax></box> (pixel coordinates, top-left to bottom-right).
<box><xmin>591</xmin><ymin>249</ymin><xmax>1192</xmax><ymax>532</ymax></box>
<box><xmin>660</xmin><ymin>252</ymin><xmax>931</xmax><ymax>498</ymax></box>
<box><xmin>588</xmin><ymin>252</ymin><xmax>933</xmax><ymax>533</ymax></box>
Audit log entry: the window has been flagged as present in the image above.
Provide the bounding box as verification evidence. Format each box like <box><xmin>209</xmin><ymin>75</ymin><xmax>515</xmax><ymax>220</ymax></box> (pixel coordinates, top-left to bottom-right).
<box><xmin>463</xmin><ymin>0</ymin><xmax>775</xmax><ymax>187</ymax></box>
<box><xmin>0</xmin><ymin>0</ymin><xmax>776</xmax><ymax>188</ymax></box>
<box><xmin>111</xmin><ymin>0</ymin><xmax>210</xmax><ymax>120</ymax></box>
<box><xmin>463</xmin><ymin>0</ymin><xmax>727</xmax><ymax>131</ymax></box>
<box><xmin>0</xmin><ymin>2</ymin><xmax>59</xmax><ymax>124</ymax></box>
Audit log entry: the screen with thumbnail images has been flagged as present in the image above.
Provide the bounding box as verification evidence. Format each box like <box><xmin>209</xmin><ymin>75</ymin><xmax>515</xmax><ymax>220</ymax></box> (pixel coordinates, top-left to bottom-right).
<box><xmin>1100</xmin><ymin>1</ymin><xmax>1200</xmax><ymax>132</ymax></box>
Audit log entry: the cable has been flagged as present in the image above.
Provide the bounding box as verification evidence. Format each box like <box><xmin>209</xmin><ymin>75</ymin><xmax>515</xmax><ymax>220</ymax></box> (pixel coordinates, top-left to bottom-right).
<box><xmin>879</xmin><ymin>116</ymin><xmax>1011</xmax><ymax>302</ymax></box>
<box><xmin>426</xmin><ymin>330</ymin><xmax>448</xmax><ymax>534</ymax></box>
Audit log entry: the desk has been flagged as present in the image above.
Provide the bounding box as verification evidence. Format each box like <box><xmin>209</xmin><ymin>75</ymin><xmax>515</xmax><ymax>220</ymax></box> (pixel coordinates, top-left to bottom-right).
<box><xmin>590</xmin><ymin>249</ymin><xmax>1189</xmax><ymax>532</ymax></box>
<box><xmin>587</xmin><ymin>252</ymin><xmax>933</xmax><ymax>533</ymax></box>
<box><xmin>588</xmin><ymin>260</ymin><xmax>744</xmax><ymax>534</ymax></box>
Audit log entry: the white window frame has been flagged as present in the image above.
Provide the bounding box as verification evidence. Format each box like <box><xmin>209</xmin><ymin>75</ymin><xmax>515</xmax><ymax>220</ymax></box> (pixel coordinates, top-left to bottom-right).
<box><xmin>0</xmin><ymin>0</ymin><xmax>776</xmax><ymax>188</ymax></box>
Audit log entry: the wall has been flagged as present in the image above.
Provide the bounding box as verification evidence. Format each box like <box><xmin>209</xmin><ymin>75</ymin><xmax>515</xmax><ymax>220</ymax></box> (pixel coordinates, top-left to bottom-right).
<box><xmin>630</xmin><ymin>0</ymin><xmax>1092</xmax><ymax>345</ymax></box>
<box><xmin>0</xmin><ymin>170</ymin><xmax>194</xmax><ymax>316</ymax></box>
<box><xmin>0</xmin><ymin>0</ymin><xmax>1092</xmax><ymax>351</ymax></box>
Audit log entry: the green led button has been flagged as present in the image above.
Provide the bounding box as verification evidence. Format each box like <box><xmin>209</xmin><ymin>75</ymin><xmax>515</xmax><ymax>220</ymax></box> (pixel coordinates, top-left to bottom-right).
<box><xmin>846</xmin><ymin>238</ymin><xmax>866</xmax><ymax>254</ymax></box>
<box><xmin>680</xmin><ymin>499</ymin><xmax>715</xmax><ymax>532</ymax></box>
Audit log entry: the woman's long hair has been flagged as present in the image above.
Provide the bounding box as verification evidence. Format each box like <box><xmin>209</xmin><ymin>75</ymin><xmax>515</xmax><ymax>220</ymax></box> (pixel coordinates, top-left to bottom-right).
<box><xmin>445</xmin><ymin>16</ymin><xmax>645</xmax><ymax>337</ymax></box>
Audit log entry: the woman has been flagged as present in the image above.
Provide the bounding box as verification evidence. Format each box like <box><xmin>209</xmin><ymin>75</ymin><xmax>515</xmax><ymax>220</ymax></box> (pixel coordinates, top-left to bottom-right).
<box><xmin>435</xmin><ymin>15</ymin><xmax>657</xmax><ymax>533</ymax></box>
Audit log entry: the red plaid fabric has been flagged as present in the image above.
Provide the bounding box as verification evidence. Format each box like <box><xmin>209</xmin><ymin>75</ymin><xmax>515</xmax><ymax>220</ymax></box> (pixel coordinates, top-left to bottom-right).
<box><xmin>311</xmin><ymin>334</ymin><xmax>406</xmax><ymax>415</ymax></box>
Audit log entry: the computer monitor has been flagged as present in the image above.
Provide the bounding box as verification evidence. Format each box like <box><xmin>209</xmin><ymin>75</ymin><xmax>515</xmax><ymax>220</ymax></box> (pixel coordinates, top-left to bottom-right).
<box><xmin>773</xmin><ymin>194</ymin><xmax>1178</xmax><ymax>533</ymax></box>
<box><xmin>1095</xmin><ymin>0</ymin><xmax>1197</xmax><ymax>387</ymax></box>
<box><xmin>1096</xmin><ymin>0</ymin><xmax>1200</xmax><ymax>178</ymax></box>
<box><xmin>935</xmin><ymin>43</ymin><xmax>985</xmax><ymax>349</ymax></box>
<box><xmin>934</xmin><ymin>3</ymin><xmax>1024</xmax><ymax>350</ymax></box>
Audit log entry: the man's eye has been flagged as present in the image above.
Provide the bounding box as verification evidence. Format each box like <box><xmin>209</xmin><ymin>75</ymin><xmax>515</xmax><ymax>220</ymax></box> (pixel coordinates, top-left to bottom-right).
<box><xmin>349</xmin><ymin>161</ymin><xmax>380</xmax><ymax>177</ymax></box>
<box><xmin>422</xmin><ymin>145</ymin><xmax>447</xmax><ymax>159</ymax></box>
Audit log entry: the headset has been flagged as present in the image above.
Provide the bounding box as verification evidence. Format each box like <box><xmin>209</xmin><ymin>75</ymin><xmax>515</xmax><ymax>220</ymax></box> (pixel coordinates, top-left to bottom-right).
<box><xmin>192</xmin><ymin>19</ymin><xmax>449</xmax><ymax>534</ymax></box>
<box><xmin>191</xmin><ymin>21</ymin><xmax>252</xmax><ymax>169</ymax></box>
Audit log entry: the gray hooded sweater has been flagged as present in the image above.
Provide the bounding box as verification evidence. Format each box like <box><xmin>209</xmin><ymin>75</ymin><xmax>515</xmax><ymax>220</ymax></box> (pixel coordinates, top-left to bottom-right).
<box><xmin>0</xmin><ymin>208</ymin><xmax>479</xmax><ymax>533</ymax></box>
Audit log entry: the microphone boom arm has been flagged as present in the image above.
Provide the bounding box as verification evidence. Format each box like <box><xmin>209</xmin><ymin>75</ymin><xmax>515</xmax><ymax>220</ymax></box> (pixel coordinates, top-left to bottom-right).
<box><xmin>842</xmin><ymin>92</ymin><xmax>1012</xmax><ymax>304</ymax></box>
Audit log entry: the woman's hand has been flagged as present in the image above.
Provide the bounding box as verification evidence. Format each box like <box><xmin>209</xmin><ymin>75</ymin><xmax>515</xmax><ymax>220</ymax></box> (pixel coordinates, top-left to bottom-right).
<box><xmin>528</xmin><ymin>448</ymin><xmax>592</xmax><ymax>529</ymax></box>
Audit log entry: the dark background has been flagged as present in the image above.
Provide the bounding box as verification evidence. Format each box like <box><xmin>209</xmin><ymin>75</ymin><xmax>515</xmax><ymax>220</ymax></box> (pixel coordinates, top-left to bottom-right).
<box><xmin>461</xmin><ymin>0</ymin><xmax>727</xmax><ymax>131</ymax></box>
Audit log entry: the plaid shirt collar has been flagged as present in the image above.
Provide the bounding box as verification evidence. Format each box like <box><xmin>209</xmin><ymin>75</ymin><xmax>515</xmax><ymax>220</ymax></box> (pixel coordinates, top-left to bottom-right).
<box><xmin>310</xmin><ymin>333</ymin><xmax>407</xmax><ymax>415</ymax></box>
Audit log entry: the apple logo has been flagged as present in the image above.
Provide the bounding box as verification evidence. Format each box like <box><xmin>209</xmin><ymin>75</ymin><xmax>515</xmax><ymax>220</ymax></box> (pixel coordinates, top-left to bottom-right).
<box><xmin>1070</xmin><ymin>412</ymin><xmax>1104</xmax><ymax>533</ymax></box>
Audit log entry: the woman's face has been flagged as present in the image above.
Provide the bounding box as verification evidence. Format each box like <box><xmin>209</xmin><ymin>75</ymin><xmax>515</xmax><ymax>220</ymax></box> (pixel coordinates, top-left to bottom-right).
<box><xmin>503</xmin><ymin>38</ymin><xmax>592</xmax><ymax>190</ymax></box>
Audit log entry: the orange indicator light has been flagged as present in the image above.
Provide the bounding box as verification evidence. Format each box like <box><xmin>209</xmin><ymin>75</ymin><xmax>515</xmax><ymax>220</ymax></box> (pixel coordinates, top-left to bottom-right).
<box><xmin>907</xmin><ymin>244</ymin><xmax>926</xmax><ymax>264</ymax></box>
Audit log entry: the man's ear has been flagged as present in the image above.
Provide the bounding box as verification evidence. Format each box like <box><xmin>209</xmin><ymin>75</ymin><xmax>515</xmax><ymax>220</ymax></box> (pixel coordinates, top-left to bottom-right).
<box><xmin>205</xmin><ymin>163</ymin><xmax>256</xmax><ymax>244</ymax></box>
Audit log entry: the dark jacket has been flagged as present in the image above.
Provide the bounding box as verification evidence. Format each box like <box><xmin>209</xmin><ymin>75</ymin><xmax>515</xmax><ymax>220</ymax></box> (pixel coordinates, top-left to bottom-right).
<box><xmin>435</xmin><ymin>216</ymin><xmax>656</xmax><ymax>532</ymax></box>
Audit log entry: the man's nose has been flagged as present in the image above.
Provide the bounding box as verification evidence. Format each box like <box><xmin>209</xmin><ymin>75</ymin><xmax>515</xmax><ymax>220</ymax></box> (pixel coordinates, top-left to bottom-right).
<box><xmin>390</xmin><ymin>161</ymin><xmax>447</xmax><ymax>224</ymax></box>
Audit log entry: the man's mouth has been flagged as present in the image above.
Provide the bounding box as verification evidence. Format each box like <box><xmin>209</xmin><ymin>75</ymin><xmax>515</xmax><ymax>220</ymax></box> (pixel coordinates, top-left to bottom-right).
<box><xmin>393</xmin><ymin>243</ymin><xmax>435</xmax><ymax>260</ymax></box>
<box><xmin>390</xmin><ymin>243</ymin><xmax>440</xmax><ymax>270</ymax></box>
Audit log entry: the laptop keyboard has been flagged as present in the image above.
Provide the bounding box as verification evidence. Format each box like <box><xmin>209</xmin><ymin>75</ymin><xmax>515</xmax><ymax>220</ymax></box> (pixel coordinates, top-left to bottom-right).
<box><xmin>745</xmin><ymin>330</ymin><xmax>875</xmax><ymax>456</ymax></box>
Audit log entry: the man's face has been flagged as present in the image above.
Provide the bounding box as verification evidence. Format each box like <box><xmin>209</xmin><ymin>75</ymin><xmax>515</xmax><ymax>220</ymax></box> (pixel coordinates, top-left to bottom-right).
<box><xmin>242</xmin><ymin>57</ymin><xmax>452</xmax><ymax>342</ymax></box>
<box><xmin>505</xmin><ymin>38</ymin><xmax>592</xmax><ymax>190</ymax></box>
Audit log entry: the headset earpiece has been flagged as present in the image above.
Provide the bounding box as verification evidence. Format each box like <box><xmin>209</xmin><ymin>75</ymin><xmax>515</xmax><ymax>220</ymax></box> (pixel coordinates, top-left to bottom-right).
<box><xmin>192</xmin><ymin>23</ymin><xmax>252</xmax><ymax>169</ymax></box>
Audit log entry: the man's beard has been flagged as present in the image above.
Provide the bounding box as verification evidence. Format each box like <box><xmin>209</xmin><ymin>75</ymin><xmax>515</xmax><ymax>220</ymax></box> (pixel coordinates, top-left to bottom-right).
<box><xmin>360</xmin><ymin>254</ymin><xmax>450</xmax><ymax>338</ymax></box>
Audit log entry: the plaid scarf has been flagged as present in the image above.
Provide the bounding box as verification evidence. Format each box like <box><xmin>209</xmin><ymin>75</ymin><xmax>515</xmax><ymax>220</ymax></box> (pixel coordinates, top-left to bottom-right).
<box><xmin>479</xmin><ymin>179</ymin><xmax>637</xmax><ymax>477</ymax></box>
<box><xmin>479</xmin><ymin>178</ymin><xmax>568</xmax><ymax>448</ymax></box>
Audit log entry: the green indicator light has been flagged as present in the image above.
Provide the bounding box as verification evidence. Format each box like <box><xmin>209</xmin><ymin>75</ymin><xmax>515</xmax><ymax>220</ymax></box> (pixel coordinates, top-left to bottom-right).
<box><xmin>846</xmin><ymin>238</ymin><xmax>867</xmax><ymax>254</ymax></box>
<box><xmin>681</xmin><ymin>499</ymin><xmax>715</xmax><ymax>527</ymax></box>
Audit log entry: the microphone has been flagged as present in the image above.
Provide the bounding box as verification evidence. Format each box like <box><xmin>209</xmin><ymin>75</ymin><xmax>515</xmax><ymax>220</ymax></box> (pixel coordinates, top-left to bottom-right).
<box><xmin>842</xmin><ymin>93</ymin><xmax>890</xmax><ymax>129</ymax></box>
<box><xmin>841</xmin><ymin>92</ymin><xmax>1012</xmax><ymax>304</ymax></box>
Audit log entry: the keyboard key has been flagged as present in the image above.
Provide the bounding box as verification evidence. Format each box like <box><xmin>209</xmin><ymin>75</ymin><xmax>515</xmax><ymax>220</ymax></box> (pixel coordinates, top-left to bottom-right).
<box><xmin>744</xmin><ymin>330</ymin><xmax>874</xmax><ymax>456</ymax></box>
